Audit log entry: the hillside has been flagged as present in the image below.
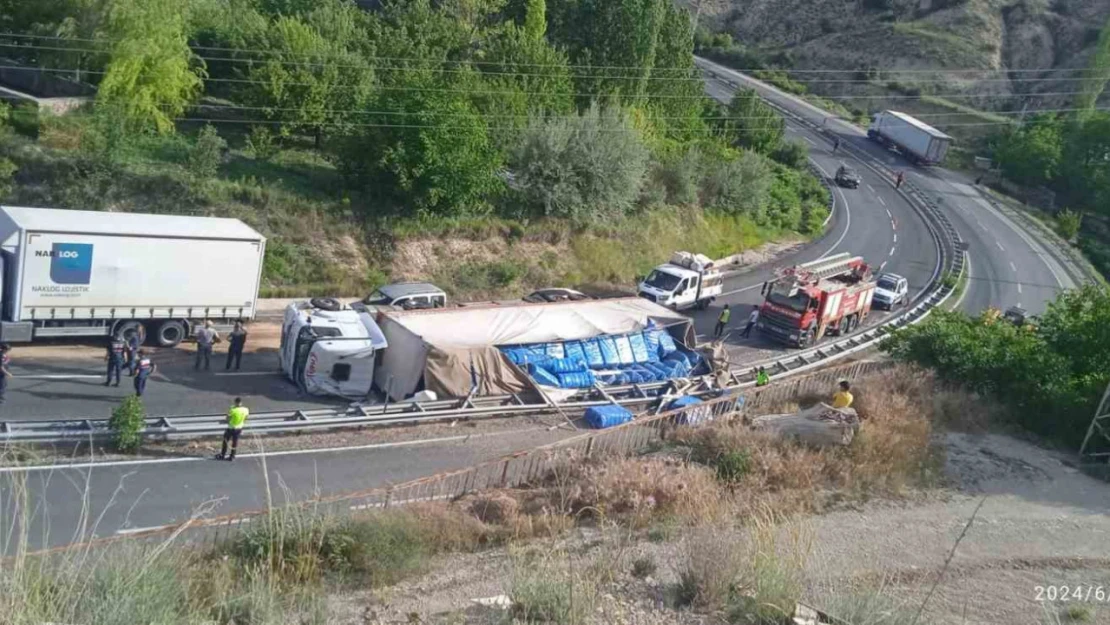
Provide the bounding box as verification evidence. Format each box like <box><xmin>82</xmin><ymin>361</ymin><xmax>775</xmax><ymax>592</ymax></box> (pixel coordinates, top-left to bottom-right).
<box><xmin>693</xmin><ymin>0</ymin><xmax>1110</xmax><ymax>111</ymax></box>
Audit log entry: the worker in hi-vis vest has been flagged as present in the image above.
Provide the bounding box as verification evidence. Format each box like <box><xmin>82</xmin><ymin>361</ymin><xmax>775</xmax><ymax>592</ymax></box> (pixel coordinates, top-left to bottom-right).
<box><xmin>216</xmin><ymin>397</ymin><xmax>250</xmax><ymax>461</ymax></box>
<box><xmin>714</xmin><ymin>304</ymin><xmax>731</xmax><ymax>339</ymax></box>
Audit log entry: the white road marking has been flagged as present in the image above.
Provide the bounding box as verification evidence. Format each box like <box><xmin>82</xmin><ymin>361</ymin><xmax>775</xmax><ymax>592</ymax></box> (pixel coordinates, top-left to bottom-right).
<box><xmin>215</xmin><ymin>371</ymin><xmax>277</xmax><ymax>377</ymax></box>
<box><xmin>950</xmin><ymin>254</ymin><xmax>972</xmax><ymax>311</ymax></box>
<box><xmin>719</xmin><ymin>283</ymin><xmax>763</xmax><ymax>297</ymax></box>
<box><xmin>117</xmin><ymin>517</ymin><xmax>250</xmax><ymax>536</ymax></box>
<box><xmin>885</xmin><ymin>209</ymin><xmax>892</xmax><ymax>219</ymax></box>
<box><xmin>0</xmin><ymin>429</ymin><xmax>549</xmax><ymax>474</ymax></box>
<box><xmin>1010</xmin><ymin>261</ymin><xmax>1017</xmax><ymax>272</ymax></box>
<box><xmin>1018</xmin><ymin>283</ymin><xmax>1023</xmax><ymax>294</ymax></box>
<box><xmin>879</xmin><ymin>261</ymin><xmax>887</xmax><ymax>271</ymax></box>
<box><xmin>803</xmin><ymin>136</ymin><xmax>817</xmax><ymax>146</ymax></box>
<box><xmin>976</xmin><ymin>218</ymin><xmax>986</xmax><ymax>230</ymax></box>
<box><xmin>893</xmin><ymin>234</ymin><xmax>897</xmax><ymax>243</ymax></box>
<box><xmin>17</xmin><ymin>374</ymin><xmax>102</xmax><ymax>380</ymax></box>
<box><xmin>809</xmin><ymin>161</ymin><xmax>852</xmax><ymax>259</ymax></box>
<box><xmin>877</xmin><ymin>196</ymin><xmax>886</xmax><ymax>206</ymax></box>
<box><xmin>867</xmin><ymin>184</ymin><xmax>876</xmax><ymax>193</ymax></box>
<box><xmin>889</xmin><ymin>246</ymin><xmax>896</xmax><ymax>257</ymax></box>
<box><xmin>995</xmin><ymin>240</ymin><xmax>1005</xmax><ymax>252</ymax></box>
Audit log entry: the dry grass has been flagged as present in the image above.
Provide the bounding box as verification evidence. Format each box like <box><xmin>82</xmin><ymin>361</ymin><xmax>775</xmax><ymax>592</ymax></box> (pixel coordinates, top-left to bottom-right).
<box><xmin>672</xmin><ymin>365</ymin><xmax>946</xmax><ymax>514</ymax></box>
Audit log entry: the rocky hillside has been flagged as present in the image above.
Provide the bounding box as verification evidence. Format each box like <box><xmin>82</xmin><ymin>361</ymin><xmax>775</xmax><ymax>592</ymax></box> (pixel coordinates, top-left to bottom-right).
<box><xmin>693</xmin><ymin>0</ymin><xmax>1110</xmax><ymax>110</ymax></box>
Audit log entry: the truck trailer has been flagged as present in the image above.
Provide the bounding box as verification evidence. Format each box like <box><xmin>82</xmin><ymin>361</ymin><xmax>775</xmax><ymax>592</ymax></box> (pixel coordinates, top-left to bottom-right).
<box><xmin>867</xmin><ymin>110</ymin><xmax>952</xmax><ymax>166</ymax></box>
<box><xmin>0</xmin><ymin>206</ymin><xmax>265</xmax><ymax>346</ymax></box>
<box><xmin>757</xmin><ymin>253</ymin><xmax>876</xmax><ymax>348</ymax></box>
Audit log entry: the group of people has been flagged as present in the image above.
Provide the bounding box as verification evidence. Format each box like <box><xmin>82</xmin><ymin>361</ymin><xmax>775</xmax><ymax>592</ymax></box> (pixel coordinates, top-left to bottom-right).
<box><xmin>713</xmin><ymin>304</ymin><xmax>761</xmax><ymax>340</ymax></box>
<box><xmin>104</xmin><ymin>320</ymin><xmax>250</xmax><ymax>397</ymax></box>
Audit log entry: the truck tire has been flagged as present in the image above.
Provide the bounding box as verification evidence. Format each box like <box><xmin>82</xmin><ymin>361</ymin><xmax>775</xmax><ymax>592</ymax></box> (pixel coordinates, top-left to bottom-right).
<box><xmin>310</xmin><ymin>297</ymin><xmax>342</xmax><ymax>312</ymax></box>
<box><xmin>696</xmin><ymin>298</ymin><xmax>709</xmax><ymax>311</ymax></box>
<box><xmin>113</xmin><ymin>320</ymin><xmax>146</xmax><ymax>345</ymax></box>
<box><xmin>798</xmin><ymin>328</ymin><xmax>816</xmax><ymax>348</ymax></box>
<box><xmin>155</xmin><ymin>320</ymin><xmax>187</xmax><ymax>347</ymax></box>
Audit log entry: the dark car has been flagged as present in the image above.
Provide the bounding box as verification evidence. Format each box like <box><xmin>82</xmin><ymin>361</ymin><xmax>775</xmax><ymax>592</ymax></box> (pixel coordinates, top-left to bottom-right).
<box><xmin>524</xmin><ymin>288</ymin><xmax>593</xmax><ymax>304</ymax></box>
<box><xmin>834</xmin><ymin>165</ymin><xmax>861</xmax><ymax>189</ymax></box>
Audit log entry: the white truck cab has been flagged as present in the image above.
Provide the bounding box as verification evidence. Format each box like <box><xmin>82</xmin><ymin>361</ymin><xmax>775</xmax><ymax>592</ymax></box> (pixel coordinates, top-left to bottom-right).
<box><xmin>637</xmin><ymin>252</ymin><xmax>724</xmax><ymax>311</ymax></box>
<box><xmin>873</xmin><ymin>273</ymin><xmax>909</xmax><ymax>310</ymax></box>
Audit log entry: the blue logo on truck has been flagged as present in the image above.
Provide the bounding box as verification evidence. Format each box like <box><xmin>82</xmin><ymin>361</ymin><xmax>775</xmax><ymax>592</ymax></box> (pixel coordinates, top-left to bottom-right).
<box><xmin>47</xmin><ymin>243</ymin><xmax>93</xmax><ymax>284</ymax></box>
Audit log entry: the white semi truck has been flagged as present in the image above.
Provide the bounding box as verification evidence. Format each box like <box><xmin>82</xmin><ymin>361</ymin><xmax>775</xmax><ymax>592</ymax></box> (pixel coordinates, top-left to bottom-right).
<box><xmin>637</xmin><ymin>252</ymin><xmax>723</xmax><ymax>311</ymax></box>
<box><xmin>868</xmin><ymin>110</ymin><xmax>953</xmax><ymax>166</ymax></box>
<box><xmin>0</xmin><ymin>205</ymin><xmax>265</xmax><ymax>346</ymax></box>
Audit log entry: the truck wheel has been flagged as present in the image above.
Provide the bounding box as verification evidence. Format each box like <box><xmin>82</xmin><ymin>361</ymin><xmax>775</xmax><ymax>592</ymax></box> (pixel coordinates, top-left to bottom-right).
<box><xmin>155</xmin><ymin>320</ymin><xmax>187</xmax><ymax>347</ymax></box>
<box><xmin>799</xmin><ymin>328</ymin><xmax>815</xmax><ymax>348</ymax></box>
<box><xmin>696</xmin><ymin>299</ymin><xmax>709</xmax><ymax>311</ymax></box>
<box><xmin>114</xmin><ymin>320</ymin><xmax>146</xmax><ymax>345</ymax></box>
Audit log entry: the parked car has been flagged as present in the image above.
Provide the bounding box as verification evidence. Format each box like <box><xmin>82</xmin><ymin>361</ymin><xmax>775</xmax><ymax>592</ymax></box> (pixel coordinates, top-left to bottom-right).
<box><xmin>352</xmin><ymin>282</ymin><xmax>447</xmax><ymax>312</ymax></box>
<box><xmin>834</xmin><ymin>165</ymin><xmax>861</xmax><ymax>189</ymax></box>
<box><xmin>524</xmin><ymin>288</ymin><xmax>593</xmax><ymax>303</ymax></box>
<box><xmin>872</xmin><ymin>273</ymin><xmax>908</xmax><ymax>310</ymax></box>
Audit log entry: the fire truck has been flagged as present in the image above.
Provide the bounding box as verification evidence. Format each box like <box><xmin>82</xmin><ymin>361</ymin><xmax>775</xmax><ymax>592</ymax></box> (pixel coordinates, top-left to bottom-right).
<box><xmin>756</xmin><ymin>253</ymin><xmax>877</xmax><ymax>348</ymax></box>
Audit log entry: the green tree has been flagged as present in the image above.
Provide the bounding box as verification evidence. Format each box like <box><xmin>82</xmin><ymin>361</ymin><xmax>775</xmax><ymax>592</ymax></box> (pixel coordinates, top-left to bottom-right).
<box><xmin>1077</xmin><ymin>14</ymin><xmax>1110</xmax><ymax>117</ymax></box>
<box><xmin>477</xmin><ymin>23</ymin><xmax>575</xmax><ymax>134</ymax></box>
<box><xmin>342</xmin><ymin>74</ymin><xmax>503</xmax><ymax>216</ymax></box>
<box><xmin>242</xmin><ymin>3</ymin><xmax>374</xmax><ymax>145</ymax></box>
<box><xmin>642</xmin><ymin>0</ymin><xmax>706</xmax><ymax>141</ymax></box>
<box><xmin>188</xmin><ymin>124</ymin><xmax>226</xmax><ymax>180</ymax></box>
<box><xmin>700</xmin><ymin>150</ymin><xmax>771</xmax><ymax>218</ymax></box>
<box><xmin>717</xmin><ymin>89</ymin><xmax>784</xmax><ymax>155</ymax></box>
<box><xmin>96</xmin><ymin>0</ymin><xmax>205</xmax><ymax>134</ymax></box>
<box><xmin>993</xmin><ymin>115</ymin><xmax>1064</xmax><ymax>188</ymax></box>
<box><xmin>523</xmin><ymin>0</ymin><xmax>546</xmax><ymax>40</ymax></box>
<box><xmin>1060</xmin><ymin>113</ymin><xmax>1110</xmax><ymax>215</ymax></box>
<box><xmin>508</xmin><ymin>104</ymin><xmax>649</xmax><ymax>222</ymax></box>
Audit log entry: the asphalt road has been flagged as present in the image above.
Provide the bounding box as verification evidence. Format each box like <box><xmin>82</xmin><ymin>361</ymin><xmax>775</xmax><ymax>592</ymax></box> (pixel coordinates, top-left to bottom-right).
<box><xmin>694</xmin><ymin>56</ymin><xmax>1075</xmax><ymax>316</ymax></box>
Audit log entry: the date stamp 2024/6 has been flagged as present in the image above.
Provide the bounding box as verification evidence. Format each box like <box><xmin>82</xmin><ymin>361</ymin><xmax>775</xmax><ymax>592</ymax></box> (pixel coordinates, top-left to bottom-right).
<box><xmin>1035</xmin><ymin>586</ymin><xmax>1109</xmax><ymax>603</ymax></box>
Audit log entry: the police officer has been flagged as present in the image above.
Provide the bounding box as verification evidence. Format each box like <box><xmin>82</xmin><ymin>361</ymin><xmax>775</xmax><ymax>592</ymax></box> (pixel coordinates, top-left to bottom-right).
<box><xmin>225</xmin><ymin>320</ymin><xmax>248</xmax><ymax>371</ymax></box>
<box><xmin>216</xmin><ymin>397</ymin><xmax>249</xmax><ymax>461</ymax></box>
<box><xmin>125</xmin><ymin>332</ymin><xmax>141</xmax><ymax>376</ymax></box>
<box><xmin>104</xmin><ymin>336</ymin><xmax>125</xmax><ymax>386</ymax></box>
<box><xmin>133</xmin><ymin>350</ymin><xmax>155</xmax><ymax>397</ymax></box>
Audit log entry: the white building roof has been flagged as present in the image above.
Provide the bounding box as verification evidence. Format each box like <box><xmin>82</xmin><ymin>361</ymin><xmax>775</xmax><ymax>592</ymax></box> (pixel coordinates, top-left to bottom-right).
<box><xmin>0</xmin><ymin>206</ymin><xmax>264</xmax><ymax>241</ymax></box>
<box><xmin>884</xmin><ymin>111</ymin><xmax>953</xmax><ymax>141</ymax></box>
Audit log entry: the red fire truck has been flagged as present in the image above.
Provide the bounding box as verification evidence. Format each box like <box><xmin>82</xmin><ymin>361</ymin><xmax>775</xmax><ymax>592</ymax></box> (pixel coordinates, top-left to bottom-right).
<box><xmin>756</xmin><ymin>253</ymin><xmax>877</xmax><ymax>348</ymax></box>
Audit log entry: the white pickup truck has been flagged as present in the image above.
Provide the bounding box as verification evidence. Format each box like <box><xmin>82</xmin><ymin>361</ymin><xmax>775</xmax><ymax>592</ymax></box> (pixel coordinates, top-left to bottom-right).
<box><xmin>637</xmin><ymin>252</ymin><xmax>724</xmax><ymax>311</ymax></box>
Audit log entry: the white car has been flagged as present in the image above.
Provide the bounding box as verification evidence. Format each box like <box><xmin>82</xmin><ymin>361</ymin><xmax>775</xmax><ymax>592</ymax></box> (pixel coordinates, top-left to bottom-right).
<box><xmin>873</xmin><ymin>273</ymin><xmax>908</xmax><ymax>310</ymax></box>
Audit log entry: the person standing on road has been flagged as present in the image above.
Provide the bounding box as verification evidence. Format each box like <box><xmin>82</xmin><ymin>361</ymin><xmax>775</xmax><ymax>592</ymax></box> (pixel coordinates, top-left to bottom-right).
<box><xmin>895</xmin><ymin>171</ymin><xmax>905</xmax><ymax>189</ymax></box>
<box><xmin>0</xmin><ymin>344</ymin><xmax>12</xmax><ymax>405</ymax></box>
<box><xmin>133</xmin><ymin>350</ymin><xmax>155</xmax><ymax>397</ymax></box>
<box><xmin>216</xmin><ymin>397</ymin><xmax>249</xmax><ymax>461</ymax></box>
<box><xmin>194</xmin><ymin>320</ymin><xmax>220</xmax><ymax>371</ymax></box>
<box><xmin>104</xmin><ymin>336</ymin><xmax>125</xmax><ymax>387</ymax></box>
<box><xmin>226</xmin><ymin>320</ymin><xmax>248</xmax><ymax>371</ymax></box>
<box><xmin>125</xmin><ymin>332</ymin><xmax>140</xmax><ymax>376</ymax></box>
<box><xmin>741</xmin><ymin>306</ymin><xmax>759</xmax><ymax>338</ymax></box>
<box><xmin>714</xmin><ymin>304</ymin><xmax>731</xmax><ymax>339</ymax></box>
<box><xmin>832</xmin><ymin>136</ymin><xmax>841</xmax><ymax>153</ymax></box>
<box><xmin>832</xmin><ymin>380</ymin><xmax>853</xmax><ymax>409</ymax></box>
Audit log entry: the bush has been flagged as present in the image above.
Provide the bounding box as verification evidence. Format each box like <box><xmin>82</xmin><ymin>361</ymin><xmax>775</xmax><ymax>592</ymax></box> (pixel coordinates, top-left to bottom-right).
<box><xmin>1056</xmin><ymin>208</ymin><xmax>1081</xmax><ymax>241</ymax></box>
<box><xmin>630</xmin><ymin>556</ymin><xmax>657</xmax><ymax>579</ymax></box>
<box><xmin>245</xmin><ymin>125</ymin><xmax>278</xmax><ymax>160</ymax></box>
<box><xmin>187</xmin><ymin>124</ymin><xmax>226</xmax><ymax>180</ymax></box>
<box><xmin>714</xmin><ymin>449</ymin><xmax>752</xmax><ymax>485</ymax></box>
<box><xmin>108</xmin><ymin>395</ymin><xmax>146</xmax><ymax>452</ymax></box>
<box><xmin>0</xmin><ymin>157</ymin><xmax>17</xmax><ymax>199</ymax></box>
<box><xmin>510</xmin><ymin>549</ymin><xmax>598</xmax><ymax>624</ymax></box>
<box><xmin>771</xmin><ymin>140</ymin><xmax>808</xmax><ymax>170</ymax></box>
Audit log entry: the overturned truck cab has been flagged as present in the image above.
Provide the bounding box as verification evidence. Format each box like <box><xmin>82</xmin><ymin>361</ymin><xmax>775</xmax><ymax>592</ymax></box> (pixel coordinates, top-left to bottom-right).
<box><xmin>279</xmin><ymin>298</ymin><xmax>388</xmax><ymax>398</ymax></box>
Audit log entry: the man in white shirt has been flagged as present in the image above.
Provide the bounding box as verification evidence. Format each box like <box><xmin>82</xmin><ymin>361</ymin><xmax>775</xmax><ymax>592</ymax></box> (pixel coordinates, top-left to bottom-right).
<box><xmin>741</xmin><ymin>306</ymin><xmax>759</xmax><ymax>339</ymax></box>
<box><xmin>194</xmin><ymin>320</ymin><xmax>220</xmax><ymax>371</ymax></box>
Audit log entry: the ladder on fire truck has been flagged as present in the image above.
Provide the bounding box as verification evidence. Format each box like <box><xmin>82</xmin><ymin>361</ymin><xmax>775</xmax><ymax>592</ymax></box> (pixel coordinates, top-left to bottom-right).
<box><xmin>776</xmin><ymin>253</ymin><xmax>868</xmax><ymax>288</ymax></box>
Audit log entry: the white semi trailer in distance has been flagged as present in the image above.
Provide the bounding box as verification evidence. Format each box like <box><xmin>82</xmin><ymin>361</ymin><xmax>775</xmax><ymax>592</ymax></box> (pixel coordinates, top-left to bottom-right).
<box><xmin>868</xmin><ymin>110</ymin><xmax>953</xmax><ymax>166</ymax></box>
<box><xmin>0</xmin><ymin>206</ymin><xmax>265</xmax><ymax>346</ymax></box>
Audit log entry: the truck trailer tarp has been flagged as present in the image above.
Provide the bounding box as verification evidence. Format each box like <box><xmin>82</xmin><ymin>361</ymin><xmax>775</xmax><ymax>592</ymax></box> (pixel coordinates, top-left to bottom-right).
<box><xmin>375</xmin><ymin>298</ymin><xmax>692</xmax><ymax>401</ymax></box>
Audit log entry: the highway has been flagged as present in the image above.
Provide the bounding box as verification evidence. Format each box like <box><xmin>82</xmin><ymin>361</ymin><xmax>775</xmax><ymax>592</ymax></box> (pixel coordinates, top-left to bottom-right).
<box><xmin>694</xmin><ymin>56</ymin><xmax>1076</xmax><ymax>316</ymax></box>
<box><xmin>1</xmin><ymin>60</ymin><xmax>1078</xmax><ymax>551</ymax></box>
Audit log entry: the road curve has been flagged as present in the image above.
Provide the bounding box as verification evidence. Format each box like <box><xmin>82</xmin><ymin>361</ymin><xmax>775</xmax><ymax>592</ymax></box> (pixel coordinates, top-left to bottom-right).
<box><xmin>694</xmin><ymin>56</ymin><xmax>1072</xmax><ymax>316</ymax></box>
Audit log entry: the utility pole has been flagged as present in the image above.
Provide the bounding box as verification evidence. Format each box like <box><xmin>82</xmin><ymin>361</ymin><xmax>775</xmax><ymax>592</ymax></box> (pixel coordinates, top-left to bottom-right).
<box><xmin>1078</xmin><ymin>378</ymin><xmax>1110</xmax><ymax>470</ymax></box>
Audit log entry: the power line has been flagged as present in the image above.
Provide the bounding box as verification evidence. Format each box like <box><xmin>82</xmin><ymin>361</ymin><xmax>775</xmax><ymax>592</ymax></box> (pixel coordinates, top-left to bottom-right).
<box><xmin>0</xmin><ymin>63</ymin><xmax>1099</xmax><ymax>104</ymax></box>
<box><xmin>1</xmin><ymin>31</ymin><xmax>1106</xmax><ymax>80</ymax></box>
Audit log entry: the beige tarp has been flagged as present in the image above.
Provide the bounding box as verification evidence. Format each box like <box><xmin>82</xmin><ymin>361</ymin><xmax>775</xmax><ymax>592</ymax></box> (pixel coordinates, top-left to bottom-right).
<box><xmin>374</xmin><ymin>298</ymin><xmax>692</xmax><ymax>401</ymax></box>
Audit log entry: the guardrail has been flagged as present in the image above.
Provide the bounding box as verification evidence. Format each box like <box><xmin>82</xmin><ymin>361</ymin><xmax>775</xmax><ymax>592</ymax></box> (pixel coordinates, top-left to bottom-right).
<box><xmin>0</xmin><ymin>68</ymin><xmax>958</xmax><ymax>446</ymax></box>
<box><xmin>34</xmin><ymin>359</ymin><xmax>894</xmax><ymax>555</ymax></box>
